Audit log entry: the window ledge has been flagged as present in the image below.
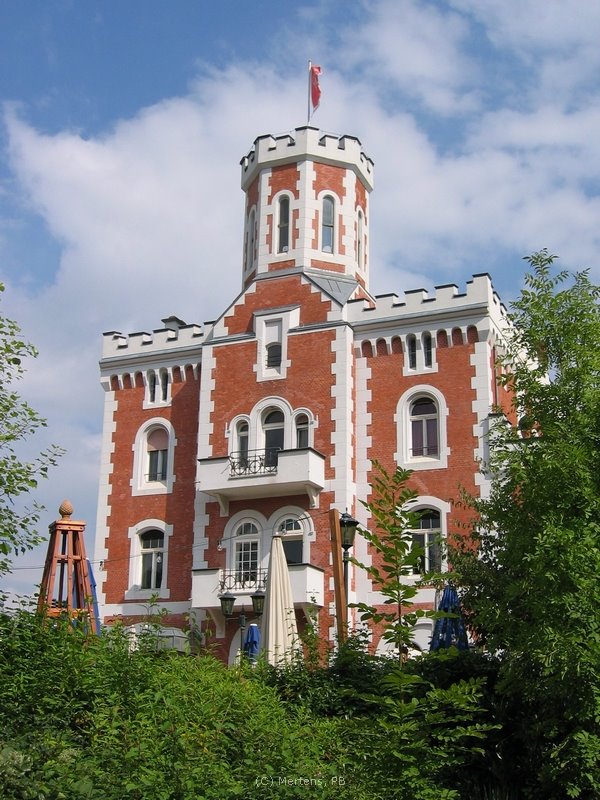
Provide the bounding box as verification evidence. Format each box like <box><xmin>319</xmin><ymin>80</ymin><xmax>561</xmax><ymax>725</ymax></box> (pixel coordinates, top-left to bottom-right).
<box><xmin>125</xmin><ymin>587</ymin><xmax>171</xmax><ymax>601</ymax></box>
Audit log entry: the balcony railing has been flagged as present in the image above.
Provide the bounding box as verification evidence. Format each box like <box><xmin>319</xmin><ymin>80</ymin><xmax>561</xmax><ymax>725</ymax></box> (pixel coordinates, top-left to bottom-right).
<box><xmin>219</xmin><ymin>568</ymin><xmax>268</xmax><ymax>592</ymax></box>
<box><xmin>229</xmin><ymin>448</ymin><xmax>280</xmax><ymax>477</ymax></box>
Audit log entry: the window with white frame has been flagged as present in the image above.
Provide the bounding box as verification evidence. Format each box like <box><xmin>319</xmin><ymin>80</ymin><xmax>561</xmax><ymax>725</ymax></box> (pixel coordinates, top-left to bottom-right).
<box><xmin>147</xmin><ymin>370</ymin><xmax>157</xmax><ymax>403</ymax></box>
<box><xmin>278</xmin><ymin>517</ymin><xmax>304</xmax><ymax>565</ymax></box>
<box><xmin>254</xmin><ymin>308</ymin><xmax>299</xmax><ymax>382</ymax></box>
<box><xmin>396</xmin><ymin>386</ymin><xmax>449</xmax><ymax>470</ymax></box>
<box><xmin>403</xmin><ymin>332</ymin><xmax>436</xmax><ymax>375</ymax></box>
<box><xmin>278</xmin><ymin>196</ymin><xmax>290</xmax><ymax>253</ymax></box>
<box><xmin>407</xmin><ymin>334</ymin><xmax>417</xmax><ymax>370</ymax></box>
<box><xmin>410</xmin><ymin>510</ymin><xmax>442</xmax><ymax>575</ymax></box>
<box><xmin>357</xmin><ymin>208</ymin><xmax>365</xmax><ymax>270</ymax></box>
<box><xmin>235</xmin><ymin>522</ymin><xmax>260</xmax><ymax>583</ymax></box>
<box><xmin>140</xmin><ymin>530</ymin><xmax>165</xmax><ymax>589</ymax></box>
<box><xmin>264</xmin><ymin>319</ymin><xmax>282</xmax><ymax>373</ymax></box>
<box><xmin>246</xmin><ymin>208</ymin><xmax>256</xmax><ymax>270</ymax></box>
<box><xmin>410</xmin><ymin>397</ymin><xmax>439</xmax><ymax>458</ymax></box>
<box><xmin>132</xmin><ymin>419</ymin><xmax>176</xmax><ymax>495</ymax></box>
<box><xmin>322</xmin><ymin>195</ymin><xmax>335</xmax><ymax>253</ymax></box>
<box><xmin>263</xmin><ymin>408</ymin><xmax>285</xmax><ymax>467</ymax></box>
<box><xmin>147</xmin><ymin>427</ymin><xmax>168</xmax><ymax>481</ymax></box>
<box><xmin>295</xmin><ymin>413</ymin><xmax>309</xmax><ymax>448</ymax></box>
<box><xmin>145</xmin><ymin>368</ymin><xmax>171</xmax><ymax>407</ymax></box>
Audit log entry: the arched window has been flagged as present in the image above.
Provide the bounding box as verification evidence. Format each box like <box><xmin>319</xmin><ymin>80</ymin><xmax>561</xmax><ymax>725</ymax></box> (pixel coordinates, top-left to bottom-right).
<box><xmin>140</xmin><ymin>530</ymin><xmax>164</xmax><ymax>589</ymax></box>
<box><xmin>407</xmin><ymin>335</ymin><xmax>417</xmax><ymax>370</ymax></box>
<box><xmin>147</xmin><ymin>427</ymin><xmax>169</xmax><ymax>481</ymax></box>
<box><xmin>278</xmin><ymin>196</ymin><xmax>290</xmax><ymax>253</ymax></box>
<box><xmin>160</xmin><ymin>369</ymin><xmax>169</xmax><ymax>402</ymax></box>
<box><xmin>246</xmin><ymin>208</ymin><xmax>256</xmax><ymax>269</ymax></box>
<box><xmin>263</xmin><ymin>408</ymin><xmax>285</xmax><ymax>467</ymax></box>
<box><xmin>357</xmin><ymin>209</ymin><xmax>364</xmax><ymax>268</ymax></box>
<box><xmin>410</xmin><ymin>397</ymin><xmax>439</xmax><ymax>457</ymax></box>
<box><xmin>322</xmin><ymin>195</ymin><xmax>334</xmax><ymax>253</ymax></box>
<box><xmin>278</xmin><ymin>517</ymin><xmax>304</xmax><ymax>565</ymax></box>
<box><xmin>237</xmin><ymin>421</ymin><xmax>249</xmax><ymax>467</ymax></box>
<box><xmin>423</xmin><ymin>332</ymin><xmax>433</xmax><ymax>368</ymax></box>
<box><xmin>295</xmin><ymin>413</ymin><xmax>309</xmax><ymax>448</ymax></box>
<box><xmin>148</xmin><ymin>371</ymin><xmax>157</xmax><ymax>403</ymax></box>
<box><xmin>410</xmin><ymin>510</ymin><xmax>442</xmax><ymax>575</ymax></box>
<box><xmin>235</xmin><ymin>521</ymin><xmax>260</xmax><ymax>583</ymax></box>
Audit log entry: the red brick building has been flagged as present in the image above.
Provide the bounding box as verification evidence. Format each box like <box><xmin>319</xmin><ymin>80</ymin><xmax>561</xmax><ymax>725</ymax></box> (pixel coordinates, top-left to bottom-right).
<box><xmin>94</xmin><ymin>126</ymin><xmax>510</xmax><ymax>661</ymax></box>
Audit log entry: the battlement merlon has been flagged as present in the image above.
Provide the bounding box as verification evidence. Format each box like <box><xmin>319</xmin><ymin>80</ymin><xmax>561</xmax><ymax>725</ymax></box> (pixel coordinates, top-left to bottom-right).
<box><xmin>240</xmin><ymin>126</ymin><xmax>375</xmax><ymax>192</ymax></box>
<box><xmin>101</xmin><ymin>322</ymin><xmax>204</xmax><ymax>361</ymax></box>
<box><xmin>346</xmin><ymin>273</ymin><xmax>508</xmax><ymax>328</ymax></box>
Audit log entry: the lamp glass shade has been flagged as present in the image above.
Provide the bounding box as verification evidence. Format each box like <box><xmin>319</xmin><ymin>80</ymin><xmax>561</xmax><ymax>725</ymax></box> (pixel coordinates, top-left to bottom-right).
<box><xmin>251</xmin><ymin>589</ymin><xmax>265</xmax><ymax>616</ymax></box>
<box><xmin>340</xmin><ymin>512</ymin><xmax>359</xmax><ymax>549</ymax></box>
<box><xmin>219</xmin><ymin>591</ymin><xmax>236</xmax><ymax>617</ymax></box>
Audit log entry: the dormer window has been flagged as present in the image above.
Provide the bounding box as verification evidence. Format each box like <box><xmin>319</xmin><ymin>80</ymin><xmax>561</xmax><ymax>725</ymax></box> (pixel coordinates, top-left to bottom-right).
<box><xmin>278</xmin><ymin>196</ymin><xmax>290</xmax><ymax>253</ymax></box>
<box><xmin>322</xmin><ymin>195</ymin><xmax>334</xmax><ymax>253</ymax></box>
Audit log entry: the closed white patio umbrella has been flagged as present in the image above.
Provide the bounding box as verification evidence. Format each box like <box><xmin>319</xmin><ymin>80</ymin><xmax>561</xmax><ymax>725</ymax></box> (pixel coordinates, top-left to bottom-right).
<box><xmin>261</xmin><ymin>533</ymin><xmax>301</xmax><ymax>666</ymax></box>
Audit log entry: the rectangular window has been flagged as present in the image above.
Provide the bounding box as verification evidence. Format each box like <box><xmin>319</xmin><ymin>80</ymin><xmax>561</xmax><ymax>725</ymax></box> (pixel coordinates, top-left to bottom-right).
<box><xmin>148</xmin><ymin>449</ymin><xmax>168</xmax><ymax>481</ymax></box>
<box><xmin>235</xmin><ymin>541</ymin><xmax>258</xmax><ymax>582</ymax></box>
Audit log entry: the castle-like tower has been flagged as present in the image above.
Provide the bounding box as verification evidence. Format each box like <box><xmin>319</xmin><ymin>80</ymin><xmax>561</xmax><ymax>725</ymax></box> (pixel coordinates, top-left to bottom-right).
<box><xmin>94</xmin><ymin>127</ymin><xmax>510</xmax><ymax>659</ymax></box>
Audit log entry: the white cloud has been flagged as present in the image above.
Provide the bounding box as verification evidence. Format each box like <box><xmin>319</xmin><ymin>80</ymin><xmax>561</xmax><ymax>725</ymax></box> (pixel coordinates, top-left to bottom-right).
<box><xmin>3</xmin><ymin>0</ymin><xmax>600</xmax><ymax>593</ymax></box>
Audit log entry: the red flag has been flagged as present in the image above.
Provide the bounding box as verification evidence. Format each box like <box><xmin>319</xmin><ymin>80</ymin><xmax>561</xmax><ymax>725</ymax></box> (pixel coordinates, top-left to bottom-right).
<box><xmin>310</xmin><ymin>64</ymin><xmax>322</xmax><ymax>111</ymax></box>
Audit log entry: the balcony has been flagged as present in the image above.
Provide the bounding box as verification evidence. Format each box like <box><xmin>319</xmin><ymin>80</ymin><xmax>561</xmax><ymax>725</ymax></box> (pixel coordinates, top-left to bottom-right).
<box><xmin>191</xmin><ymin>563</ymin><xmax>325</xmax><ymax>635</ymax></box>
<box><xmin>197</xmin><ymin>447</ymin><xmax>326</xmax><ymax>513</ymax></box>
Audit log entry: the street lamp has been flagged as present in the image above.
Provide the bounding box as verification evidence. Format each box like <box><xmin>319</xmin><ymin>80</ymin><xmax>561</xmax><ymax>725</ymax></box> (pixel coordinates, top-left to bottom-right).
<box><xmin>339</xmin><ymin>511</ymin><xmax>359</xmax><ymax>601</ymax></box>
<box><xmin>218</xmin><ymin>589</ymin><xmax>265</xmax><ymax>619</ymax></box>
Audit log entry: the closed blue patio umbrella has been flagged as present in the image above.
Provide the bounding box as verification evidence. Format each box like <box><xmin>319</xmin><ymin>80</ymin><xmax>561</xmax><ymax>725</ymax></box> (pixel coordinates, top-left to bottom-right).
<box><xmin>243</xmin><ymin>622</ymin><xmax>261</xmax><ymax>662</ymax></box>
<box><xmin>430</xmin><ymin>583</ymin><xmax>469</xmax><ymax>651</ymax></box>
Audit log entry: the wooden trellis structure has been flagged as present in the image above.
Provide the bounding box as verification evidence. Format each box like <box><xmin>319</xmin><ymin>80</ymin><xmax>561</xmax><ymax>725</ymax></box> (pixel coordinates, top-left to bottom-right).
<box><xmin>37</xmin><ymin>500</ymin><xmax>99</xmax><ymax>634</ymax></box>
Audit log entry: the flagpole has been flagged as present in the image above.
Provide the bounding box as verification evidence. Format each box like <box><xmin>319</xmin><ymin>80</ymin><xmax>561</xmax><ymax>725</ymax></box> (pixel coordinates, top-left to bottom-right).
<box><xmin>307</xmin><ymin>60</ymin><xmax>312</xmax><ymax>124</ymax></box>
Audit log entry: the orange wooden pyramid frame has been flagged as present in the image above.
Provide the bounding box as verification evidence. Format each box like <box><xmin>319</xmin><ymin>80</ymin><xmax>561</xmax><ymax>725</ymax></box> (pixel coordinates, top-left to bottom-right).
<box><xmin>37</xmin><ymin>500</ymin><xmax>99</xmax><ymax>634</ymax></box>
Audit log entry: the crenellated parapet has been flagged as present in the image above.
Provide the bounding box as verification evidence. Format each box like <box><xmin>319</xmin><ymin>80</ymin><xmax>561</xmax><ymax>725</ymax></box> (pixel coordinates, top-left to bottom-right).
<box><xmin>349</xmin><ymin>273</ymin><xmax>506</xmax><ymax>326</ymax></box>
<box><xmin>101</xmin><ymin>321</ymin><xmax>204</xmax><ymax>361</ymax></box>
<box><xmin>241</xmin><ymin>126</ymin><xmax>374</xmax><ymax>191</ymax></box>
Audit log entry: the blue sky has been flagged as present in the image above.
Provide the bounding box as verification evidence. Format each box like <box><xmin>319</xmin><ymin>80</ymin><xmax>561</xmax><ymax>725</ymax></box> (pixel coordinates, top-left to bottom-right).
<box><xmin>2</xmin><ymin>0</ymin><xmax>600</xmax><ymax>598</ymax></box>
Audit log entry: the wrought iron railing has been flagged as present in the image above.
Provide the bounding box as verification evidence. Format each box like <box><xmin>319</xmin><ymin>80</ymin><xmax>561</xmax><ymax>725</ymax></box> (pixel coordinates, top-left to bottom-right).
<box><xmin>229</xmin><ymin>448</ymin><xmax>280</xmax><ymax>476</ymax></box>
<box><xmin>219</xmin><ymin>568</ymin><xmax>268</xmax><ymax>592</ymax></box>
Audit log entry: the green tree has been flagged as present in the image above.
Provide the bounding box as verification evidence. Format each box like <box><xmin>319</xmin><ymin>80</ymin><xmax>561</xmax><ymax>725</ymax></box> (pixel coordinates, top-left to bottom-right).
<box><xmin>454</xmin><ymin>251</ymin><xmax>600</xmax><ymax>799</ymax></box>
<box><xmin>351</xmin><ymin>462</ymin><xmax>438</xmax><ymax>661</ymax></box>
<box><xmin>0</xmin><ymin>283</ymin><xmax>62</xmax><ymax>578</ymax></box>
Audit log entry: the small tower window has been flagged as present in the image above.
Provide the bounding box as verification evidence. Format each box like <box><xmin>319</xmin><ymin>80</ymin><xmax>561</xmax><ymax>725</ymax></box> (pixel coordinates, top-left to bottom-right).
<box><xmin>278</xmin><ymin>196</ymin><xmax>290</xmax><ymax>253</ymax></box>
<box><xmin>160</xmin><ymin>370</ymin><xmax>169</xmax><ymax>402</ymax></box>
<box><xmin>357</xmin><ymin>209</ymin><xmax>364</xmax><ymax>269</ymax></box>
<box><xmin>148</xmin><ymin>371</ymin><xmax>157</xmax><ymax>403</ymax></box>
<box><xmin>322</xmin><ymin>195</ymin><xmax>334</xmax><ymax>253</ymax></box>
<box><xmin>246</xmin><ymin>208</ymin><xmax>256</xmax><ymax>270</ymax></box>
<box><xmin>423</xmin><ymin>333</ymin><xmax>433</xmax><ymax>368</ymax></box>
<box><xmin>407</xmin><ymin>335</ymin><xmax>417</xmax><ymax>370</ymax></box>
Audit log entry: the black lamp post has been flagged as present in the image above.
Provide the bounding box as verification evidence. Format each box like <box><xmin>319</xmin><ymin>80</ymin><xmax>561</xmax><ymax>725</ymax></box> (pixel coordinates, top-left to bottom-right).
<box><xmin>339</xmin><ymin>511</ymin><xmax>359</xmax><ymax>601</ymax></box>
